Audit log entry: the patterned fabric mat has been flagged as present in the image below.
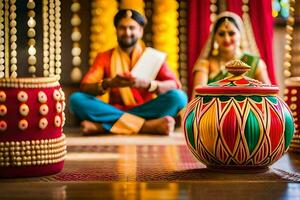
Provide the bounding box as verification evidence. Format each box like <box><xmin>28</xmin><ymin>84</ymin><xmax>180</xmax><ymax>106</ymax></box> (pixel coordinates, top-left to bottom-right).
<box><xmin>1</xmin><ymin>134</ymin><xmax>300</xmax><ymax>182</ymax></box>
<box><xmin>41</xmin><ymin>144</ymin><xmax>300</xmax><ymax>182</ymax></box>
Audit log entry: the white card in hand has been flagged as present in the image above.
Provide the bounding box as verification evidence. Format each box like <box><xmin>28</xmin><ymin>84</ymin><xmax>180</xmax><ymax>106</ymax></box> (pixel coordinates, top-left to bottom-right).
<box><xmin>131</xmin><ymin>47</ymin><xmax>166</xmax><ymax>81</ymax></box>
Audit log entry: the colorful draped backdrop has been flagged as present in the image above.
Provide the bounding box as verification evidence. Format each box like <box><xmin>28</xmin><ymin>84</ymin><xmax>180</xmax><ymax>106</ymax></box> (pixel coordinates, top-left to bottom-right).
<box><xmin>188</xmin><ymin>0</ymin><xmax>276</xmax><ymax>96</ymax></box>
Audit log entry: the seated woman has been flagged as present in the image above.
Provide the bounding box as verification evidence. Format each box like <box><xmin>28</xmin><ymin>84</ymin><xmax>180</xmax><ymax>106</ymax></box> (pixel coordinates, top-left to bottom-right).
<box><xmin>192</xmin><ymin>11</ymin><xmax>271</xmax><ymax>97</ymax></box>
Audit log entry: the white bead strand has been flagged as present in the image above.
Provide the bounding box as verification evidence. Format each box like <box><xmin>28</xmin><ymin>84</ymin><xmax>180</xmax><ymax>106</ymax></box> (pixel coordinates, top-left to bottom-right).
<box><xmin>0</xmin><ymin>0</ymin><xmax>5</xmax><ymax>78</ymax></box>
<box><xmin>43</xmin><ymin>0</ymin><xmax>50</xmax><ymax>77</ymax></box>
<box><xmin>48</xmin><ymin>0</ymin><xmax>55</xmax><ymax>77</ymax></box>
<box><xmin>54</xmin><ymin>0</ymin><xmax>61</xmax><ymax>79</ymax></box>
<box><xmin>27</xmin><ymin>0</ymin><xmax>37</xmax><ymax>77</ymax></box>
<box><xmin>70</xmin><ymin>0</ymin><xmax>82</xmax><ymax>82</ymax></box>
<box><xmin>9</xmin><ymin>0</ymin><xmax>17</xmax><ymax>78</ymax></box>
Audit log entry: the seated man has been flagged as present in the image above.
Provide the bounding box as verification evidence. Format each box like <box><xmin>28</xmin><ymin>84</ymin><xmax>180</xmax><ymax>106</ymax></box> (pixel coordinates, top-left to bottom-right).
<box><xmin>69</xmin><ymin>9</ymin><xmax>187</xmax><ymax>136</ymax></box>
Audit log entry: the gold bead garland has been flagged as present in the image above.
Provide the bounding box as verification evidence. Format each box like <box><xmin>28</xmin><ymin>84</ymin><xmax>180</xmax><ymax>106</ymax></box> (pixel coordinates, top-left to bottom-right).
<box><xmin>283</xmin><ymin>0</ymin><xmax>298</xmax><ymax>152</ymax></box>
<box><xmin>54</xmin><ymin>0</ymin><xmax>61</xmax><ymax>78</ymax></box>
<box><xmin>0</xmin><ymin>76</ymin><xmax>60</xmax><ymax>88</ymax></box>
<box><xmin>0</xmin><ymin>134</ymin><xmax>66</xmax><ymax>167</ymax></box>
<box><xmin>89</xmin><ymin>0</ymin><xmax>118</xmax><ymax>66</ymax></box>
<box><xmin>241</xmin><ymin>0</ymin><xmax>259</xmax><ymax>55</ymax></box>
<box><xmin>70</xmin><ymin>0</ymin><xmax>82</xmax><ymax>83</ymax></box>
<box><xmin>9</xmin><ymin>0</ymin><xmax>17</xmax><ymax>78</ymax></box>
<box><xmin>43</xmin><ymin>0</ymin><xmax>50</xmax><ymax>77</ymax></box>
<box><xmin>4</xmin><ymin>0</ymin><xmax>10</xmax><ymax>78</ymax></box>
<box><xmin>144</xmin><ymin>0</ymin><xmax>153</xmax><ymax>47</ymax></box>
<box><xmin>283</xmin><ymin>0</ymin><xmax>295</xmax><ymax>78</ymax></box>
<box><xmin>178</xmin><ymin>1</ymin><xmax>188</xmax><ymax>92</ymax></box>
<box><xmin>48</xmin><ymin>0</ymin><xmax>55</xmax><ymax>77</ymax></box>
<box><xmin>0</xmin><ymin>0</ymin><xmax>4</xmax><ymax>78</ymax></box>
<box><xmin>27</xmin><ymin>0</ymin><xmax>37</xmax><ymax>76</ymax></box>
<box><xmin>210</xmin><ymin>0</ymin><xmax>217</xmax><ymax>23</ymax></box>
<box><xmin>152</xmin><ymin>0</ymin><xmax>179</xmax><ymax>77</ymax></box>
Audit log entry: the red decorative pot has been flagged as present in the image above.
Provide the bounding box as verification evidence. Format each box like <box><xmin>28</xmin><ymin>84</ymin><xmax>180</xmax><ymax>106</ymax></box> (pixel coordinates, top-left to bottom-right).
<box><xmin>0</xmin><ymin>77</ymin><xmax>66</xmax><ymax>177</ymax></box>
<box><xmin>183</xmin><ymin>60</ymin><xmax>295</xmax><ymax>171</ymax></box>
<box><xmin>284</xmin><ymin>77</ymin><xmax>300</xmax><ymax>152</ymax></box>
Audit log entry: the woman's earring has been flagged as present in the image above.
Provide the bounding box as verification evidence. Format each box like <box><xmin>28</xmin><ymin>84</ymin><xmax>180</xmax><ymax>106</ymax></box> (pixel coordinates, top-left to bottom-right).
<box><xmin>212</xmin><ymin>41</ymin><xmax>219</xmax><ymax>56</ymax></box>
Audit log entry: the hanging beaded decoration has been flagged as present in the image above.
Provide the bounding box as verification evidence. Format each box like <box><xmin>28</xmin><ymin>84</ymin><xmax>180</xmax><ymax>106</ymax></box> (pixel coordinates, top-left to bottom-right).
<box><xmin>48</xmin><ymin>0</ymin><xmax>55</xmax><ymax>77</ymax></box>
<box><xmin>0</xmin><ymin>0</ymin><xmax>66</xmax><ymax>177</ymax></box>
<box><xmin>70</xmin><ymin>0</ymin><xmax>82</xmax><ymax>83</ymax></box>
<box><xmin>210</xmin><ymin>0</ymin><xmax>218</xmax><ymax>23</ymax></box>
<box><xmin>178</xmin><ymin>1</ymin><xmax>188</xmax><ymax>92</ymax></box>
<box><xmin>89</xmin><ymin>0</ymin><xmax>117</xmax><ymax>66</ymax></box>
<box><xmin>283</xmin><ymin>0</ymin><xmax>295</xmax><ymax>78</ymax></box>
<box><xmin>241</xmin><ymin>0</ymin><xmax>259</xmax><ymax>55</ymax></box>
<box><xmin>4</xmin><ymin>0</ymin><xmax>10</xmax><ymax>78</ymax></box>
<box><xmin>144</xmin><ymin>0</ymin><xmax>153</xmax><ymax>47</ymax></box>
<box><xmin>283</xmin><ymin>0</ymin><xmax>298</xmax><ymax>152</ymax></box>
<box><xmin>9</xmin><ymin>0</ymin><xmax>17</xmax><ymax>78</ymax></box>
<box><xmin>27</xmin><ymin>0</ymin><xmax>37</xmax><ymax>77</ymax></box>
<box><xmin>42</xmin><ymin>0</ymin><xmax>50</xmax><ymax>77</ymax></box>
<box><xmin>0</xmin><ymin>0</ymin><xmax>5</xmax><ymax>78</ymax></box>
<box><xmin>54</xmin><ymin>0</ymin><xmax>61</xmax><ymax>78</ymax></box>
<box><xmin>152</xmin><ymin>0</ymin><xmax>179</xmax><ymax>77</ymax></box>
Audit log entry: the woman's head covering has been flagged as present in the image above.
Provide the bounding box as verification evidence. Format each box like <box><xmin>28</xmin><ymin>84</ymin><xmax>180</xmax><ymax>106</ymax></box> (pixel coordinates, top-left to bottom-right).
<box><xmin>114</xmin><ymin>9</ymin><xmax>147</xmax><ymax>27</ymax></box>
<box><xmin>199</xmin><ymin>11</ymin><xmax>258</xmax><ymax>59</ymax></box>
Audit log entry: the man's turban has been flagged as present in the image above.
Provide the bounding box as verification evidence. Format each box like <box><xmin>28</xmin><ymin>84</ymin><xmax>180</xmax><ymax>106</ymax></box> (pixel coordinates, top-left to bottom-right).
<box><xmin>114</xmin><ymin>9</ymin><xmax>147</xmax><ymax>27</ymax></box>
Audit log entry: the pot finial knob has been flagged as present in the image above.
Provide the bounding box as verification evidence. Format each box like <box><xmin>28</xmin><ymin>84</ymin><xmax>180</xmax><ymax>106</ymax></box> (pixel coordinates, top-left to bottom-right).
<box><xmin>225</xmin><ymin>60</ymin><xmax>251</xmax><ymax>76</ymax></box>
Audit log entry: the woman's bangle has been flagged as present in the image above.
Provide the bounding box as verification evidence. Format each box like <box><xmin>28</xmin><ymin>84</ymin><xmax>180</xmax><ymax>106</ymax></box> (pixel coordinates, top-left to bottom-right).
<box><xmin>148</xmin><ymin>80</ymin><xmax>158</xmax><ymax>92</ymax></box>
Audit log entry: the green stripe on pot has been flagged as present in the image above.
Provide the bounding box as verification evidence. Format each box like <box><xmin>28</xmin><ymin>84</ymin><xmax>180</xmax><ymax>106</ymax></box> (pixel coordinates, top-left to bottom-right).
<box><xmin>234</xmin><ymin>96</ymin><xmax>245</xmax><ymax>101</ymax></box>
<box><xmin>245</xmin><ymin>110</ymin><xmax>260</xmax><ymax>154</ymax></box>
<box><xmin>219</xmin><ymin>96</ymin><xmax>231</xmax><ymax>102</ymax></box>
<box><xmin>203</xmin><ymin>96</ymin><xmax>213</xmax><ymax>103</ymax></box>
<box><xmin>283</xmin><ymin>106</ymin><xmax>295</xmax><ymax>150</ymax></box>
<box><xmin>186</xmin><ymin>111</ymin><xmax>196</xmax><ymax>149</ymax></box>
<box><xmin>266</xmin><ymin>96</ymin><xmax>278</xmax><ymax>104</ymax></box>
<box><xmin>250</xmin><ymin>96</ymin><xmax>262</xmax><ymax>102</ymax></box>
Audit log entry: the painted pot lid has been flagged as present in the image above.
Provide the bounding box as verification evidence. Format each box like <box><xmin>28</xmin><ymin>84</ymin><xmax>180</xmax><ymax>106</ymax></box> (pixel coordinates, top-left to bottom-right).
<box><xmin>195</xmin><ymin>60</ymin><xmax>278</xmax><ymax>95</ymax></box>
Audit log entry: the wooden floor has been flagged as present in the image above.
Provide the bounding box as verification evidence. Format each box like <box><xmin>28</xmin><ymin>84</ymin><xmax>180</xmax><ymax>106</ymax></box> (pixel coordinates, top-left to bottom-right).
<box><xmin>1</xmin><ymin>127</ymin><xmax>300</xmax><ymax>200</ymax></box>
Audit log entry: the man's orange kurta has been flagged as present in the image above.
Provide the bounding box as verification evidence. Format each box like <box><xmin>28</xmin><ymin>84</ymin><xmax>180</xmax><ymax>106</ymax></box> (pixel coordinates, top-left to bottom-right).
<box><xmin>81</xmin><ymin>45</ymin><xmax>180</xmax><ymax>111</ymax></box>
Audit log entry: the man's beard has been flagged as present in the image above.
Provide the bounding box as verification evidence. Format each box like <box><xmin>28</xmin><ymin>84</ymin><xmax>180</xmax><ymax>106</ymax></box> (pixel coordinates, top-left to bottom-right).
<box><xmin>118</xmin><ymin>36</ymin><xmax>138</xmax><ymax>49</ymax></box>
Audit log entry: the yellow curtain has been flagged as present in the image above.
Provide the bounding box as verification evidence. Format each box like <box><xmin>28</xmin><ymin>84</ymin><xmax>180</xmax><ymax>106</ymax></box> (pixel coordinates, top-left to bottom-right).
<box><xmin>152</xmin><ymin>0</ymin><xmax>179</xmax><ymax>78</ymax></box>
<box><xmin>89</xmin><ymin>0</ymin><xmax>118</xmax><ymax>65</ymax></box>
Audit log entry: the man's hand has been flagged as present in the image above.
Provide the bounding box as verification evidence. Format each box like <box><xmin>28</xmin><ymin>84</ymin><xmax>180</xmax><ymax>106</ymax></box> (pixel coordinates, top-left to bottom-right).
<box><xmin>132</xmin><ymin>77</ymin><xmax>151</xmax><ymax>89</ymax></box>
<box><xmin>105</xmin><ymin>74</ymin><xmax>134</xmax><ymax>88</ymax></box>
<box><xmin>123</xmin><ymin>72</ymin><xmax>150</xmax><ymax>89</ymax></box>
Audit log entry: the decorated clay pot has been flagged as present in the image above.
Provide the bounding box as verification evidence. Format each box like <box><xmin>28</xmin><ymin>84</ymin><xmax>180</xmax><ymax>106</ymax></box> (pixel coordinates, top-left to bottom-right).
<box><xmin>0</xmin><ymin>77</ymin><xmax>66</xmax><ymax>177</ymax></box>
<box><xmin>183</xmin><ymin>60</ymin><xmax>295</xmax><ymax>171</ymax></box>
<box><xmin>284</xmin><ymin>77</ymin><xmax>300</xmax><ymax>152</ymax></box>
